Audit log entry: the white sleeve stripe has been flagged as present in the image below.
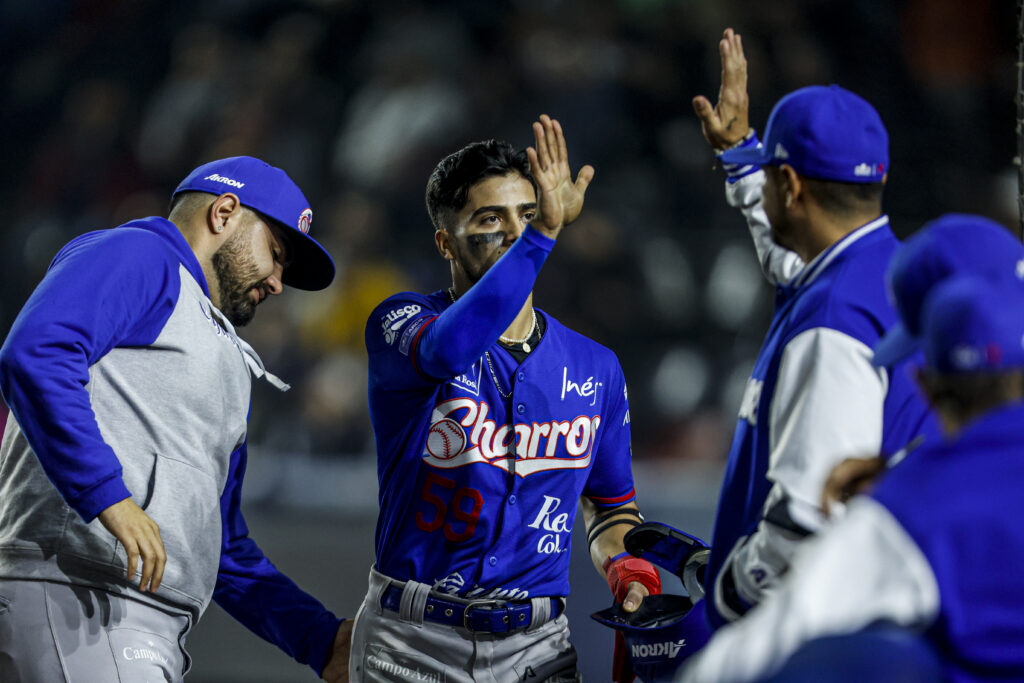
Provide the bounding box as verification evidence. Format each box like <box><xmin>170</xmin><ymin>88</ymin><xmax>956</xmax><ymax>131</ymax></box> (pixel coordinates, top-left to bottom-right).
<box><xmin>768</xmin><ymin>327</ymin><xmax>886</xmax><ymax>516</ymax></box>
<box><xmin>724</xmin><ymin>170</ymin><xmax>804</xmax><ymax>285</ymax></box>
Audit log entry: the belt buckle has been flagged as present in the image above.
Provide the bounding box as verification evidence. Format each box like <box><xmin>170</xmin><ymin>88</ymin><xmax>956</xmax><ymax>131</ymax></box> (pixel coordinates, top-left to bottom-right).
<box><xmin>462</xmin><ymin>598</ymin><xmax>505</xmax><ymax>632</ymax></box>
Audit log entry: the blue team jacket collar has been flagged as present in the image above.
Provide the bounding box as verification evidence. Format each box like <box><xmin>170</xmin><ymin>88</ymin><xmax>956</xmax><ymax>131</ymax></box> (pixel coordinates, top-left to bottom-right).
<box><xmin>121</xmin><ymin>217</ymin><xmax>211</xmax><ymax>297</ymax></box>
<box><xmin>791</xmin><ymin>215</ymin><xmax>890</xmax><ymax>290</ymax></box>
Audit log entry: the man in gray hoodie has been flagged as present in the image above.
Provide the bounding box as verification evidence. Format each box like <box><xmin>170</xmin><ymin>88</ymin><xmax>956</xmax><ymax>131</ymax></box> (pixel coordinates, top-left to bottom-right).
<box><xmin>0</xmin><ymin>157</ymin><xmax>350</xmax><ymax>682</ymax></box>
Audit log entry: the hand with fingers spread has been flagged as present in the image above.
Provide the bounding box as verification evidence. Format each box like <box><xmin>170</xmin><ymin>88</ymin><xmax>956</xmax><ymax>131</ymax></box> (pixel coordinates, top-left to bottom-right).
<box><xmin>692</xmin><ymin>28</ymin><xmax>751</xmax><ymax>151</ymax></box>
<box><xmin>526</xmin><ymin>114</ymin><xmax>595</xmax><ymax>238</ymax></box>
<box><xmin>97</xmin><ymin>497</ymin><xmax>167</xmax><ymax>593</ymax></box>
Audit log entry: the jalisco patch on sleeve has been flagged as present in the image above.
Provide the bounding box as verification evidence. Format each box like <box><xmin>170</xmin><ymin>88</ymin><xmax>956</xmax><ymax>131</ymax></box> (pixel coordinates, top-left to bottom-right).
<box><xmin>381</xmin><ymin>304</ymin><xmax>423</xmax><ymax>345</ymax></box>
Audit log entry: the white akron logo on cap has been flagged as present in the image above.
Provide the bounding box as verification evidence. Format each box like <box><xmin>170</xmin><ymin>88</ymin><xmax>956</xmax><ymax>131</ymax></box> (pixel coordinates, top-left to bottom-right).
<box><xmin>298</xmin><ymin>208</ymin><xmax>313</xmax><ymax>234</ymax></box>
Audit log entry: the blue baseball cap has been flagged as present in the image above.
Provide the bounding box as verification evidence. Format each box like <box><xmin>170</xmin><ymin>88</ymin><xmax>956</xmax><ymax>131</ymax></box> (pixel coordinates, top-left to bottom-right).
<box><xmin>173</xmin><ymin>156</ymin><xmax>335</xmax><ymax>291</ymax></box>
<box><xmin>921</xmin><ymin>276</ymin><xmax>1024</xmax><ymax>373</ymax></box>
<box><xmin>872</xmin><ymin>214</ymin><xmax>1024</xmax><ymax>367</ymax></box>
<box><xmin>719</xmin><ymin>84</ymin><xmax>888</xmax><ymax>183</ymax></box>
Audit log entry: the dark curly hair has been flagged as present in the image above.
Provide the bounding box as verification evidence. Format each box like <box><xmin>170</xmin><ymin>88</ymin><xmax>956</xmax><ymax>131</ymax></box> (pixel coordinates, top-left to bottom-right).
<box><xmin>425</xmin><ymin>139</ymin><xmax>536</xmax><ymax>231</ymax></box>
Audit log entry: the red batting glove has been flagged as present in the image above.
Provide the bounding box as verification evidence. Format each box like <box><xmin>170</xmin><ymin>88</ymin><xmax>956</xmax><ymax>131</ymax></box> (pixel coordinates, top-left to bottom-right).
<box><xmin>604</xmin><ymin>554</ymin><xmax>662</xmax><ymax>683</ymax></box>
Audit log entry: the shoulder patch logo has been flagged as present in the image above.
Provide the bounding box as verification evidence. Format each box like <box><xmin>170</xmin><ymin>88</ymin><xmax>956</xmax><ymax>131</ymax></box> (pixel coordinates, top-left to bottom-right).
<box><xmin>381</xmin><ymin>304</ymin><xmax>422</xmax><ymax>345</ymax></box>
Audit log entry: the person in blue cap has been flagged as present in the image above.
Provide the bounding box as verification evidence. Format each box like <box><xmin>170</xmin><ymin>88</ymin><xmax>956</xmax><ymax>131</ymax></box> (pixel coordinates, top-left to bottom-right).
<box><xmin>822</xmin><ymin>212</ymin><xmax>1024</xmax><ymax>511</ymax></box>
<box><xmin>691</xmin><ymin>28</ymin><xmax>937</xmax><ymax>629</ymax></box>
<box><xmin>0</xmin><ymin>157</ymin><xmax>350</xmax><ymax>681</ymax></box>
<box><xmin>677</xmin><ymin>274</ymin><xmax>1024</xmax><ymax>682</ymax></box>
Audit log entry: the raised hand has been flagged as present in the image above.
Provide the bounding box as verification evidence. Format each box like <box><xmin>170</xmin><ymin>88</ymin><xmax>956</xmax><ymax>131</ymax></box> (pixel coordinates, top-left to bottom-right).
<box><xmin>526</xmin><ymin>114</ymin><xmax>595</xmax><ymax>237</ymax></box>
<box><xmin>97</xmin><ymin>497</ymin><xmax>166</xmax><ymax>592</ymax></box>
<box><xmin>692</xmin><ymin>28</ymin><xmax>751</xmax><ymax>151</ymax></box>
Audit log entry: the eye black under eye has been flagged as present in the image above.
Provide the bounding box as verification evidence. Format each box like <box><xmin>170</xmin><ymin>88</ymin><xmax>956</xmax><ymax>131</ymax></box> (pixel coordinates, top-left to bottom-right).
<box><xmin>467</xmin><ymin>232</ymin><xmax>504</xmax><ymax>248</ymax></box>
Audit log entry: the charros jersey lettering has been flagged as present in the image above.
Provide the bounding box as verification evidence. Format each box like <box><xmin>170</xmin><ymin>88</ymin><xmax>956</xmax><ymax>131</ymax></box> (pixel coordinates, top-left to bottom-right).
<box><xmin>366</xmin><ymin>290</ymin><xmax>636</xmax><ymax>599</ymax></box>
<box><xmin>424</xmin><ymin>397</ymin><xmax>600</xmax><ymax>474</ymax></box>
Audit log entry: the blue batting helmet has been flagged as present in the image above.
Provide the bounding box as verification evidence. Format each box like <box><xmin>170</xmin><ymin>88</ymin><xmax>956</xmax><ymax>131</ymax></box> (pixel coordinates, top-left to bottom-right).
<box><xmin>591</xmin><ymin>522</ymin><xmax>713</xmax><ymax>682</ymax></box>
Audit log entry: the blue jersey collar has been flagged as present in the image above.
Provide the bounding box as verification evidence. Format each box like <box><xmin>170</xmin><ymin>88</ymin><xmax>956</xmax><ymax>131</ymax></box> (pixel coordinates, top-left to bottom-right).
<box><xmin>791</xmin><ymin>215</ymin><xmax>890</xmax><ymax>290</ymax></box>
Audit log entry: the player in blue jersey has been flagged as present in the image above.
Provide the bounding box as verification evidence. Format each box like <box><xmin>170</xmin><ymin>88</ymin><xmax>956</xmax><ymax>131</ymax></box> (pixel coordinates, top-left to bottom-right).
<box><xmin>351</xmin><ymin>116</ymin><xmax>661</xmax><ymax>683</ymax></box>
<box><xmin>0</xmin><ymin>157</ymin><xmax>351</xmax><ymax>682</ymax></box>
<box><xmin>677</xmin><ymin>271</ymin><xmax>1024</xmax><ymax>682</ymax></box>
<box><xmin>690</xmin><ymin>29</ymin><xmax>938</xmax><ymax>628</ymax></box>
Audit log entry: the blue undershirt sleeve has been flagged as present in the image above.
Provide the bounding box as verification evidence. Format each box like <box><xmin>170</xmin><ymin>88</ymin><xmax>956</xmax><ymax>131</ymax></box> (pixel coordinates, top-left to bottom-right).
<box><xmin>213</xmin><ymin>442</ymin><xmax>342</xmax><ymax>676</ymax></box>
<box><xmin>415</xmin><ymin>225</ymin><xmax>555</xmax><ymax>379</ymax></box>
<box><xmin>0</xmin><ymin>229</ymin><xmax>179</xmax><ymax>521</ymax></box>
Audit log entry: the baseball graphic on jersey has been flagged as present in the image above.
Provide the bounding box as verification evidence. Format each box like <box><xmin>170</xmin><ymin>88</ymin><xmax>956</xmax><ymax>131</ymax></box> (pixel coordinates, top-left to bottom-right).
<box><xmin>426</xmin><ymin>418</ymin><xmax>466</xmax><ymax>459</ymax></box>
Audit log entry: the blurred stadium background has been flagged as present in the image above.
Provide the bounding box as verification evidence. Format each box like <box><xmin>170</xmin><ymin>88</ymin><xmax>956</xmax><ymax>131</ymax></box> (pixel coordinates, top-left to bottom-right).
<box><xmin>0</xmin><ymin>0</ymin><xmax>1016</xmax><ymax>680</ymax></box>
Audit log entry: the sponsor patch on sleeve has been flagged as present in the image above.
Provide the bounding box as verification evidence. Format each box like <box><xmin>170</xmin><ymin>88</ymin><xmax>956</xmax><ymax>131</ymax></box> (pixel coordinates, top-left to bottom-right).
<box><xmin>381</xmin><ymin>304</ymin><xmax>422</xmax><ymax>345</ymax></box>
<box><xmin>399</xmin><ymin>316</ymin><xmax>428</xmax><ymax>356</ymax></box>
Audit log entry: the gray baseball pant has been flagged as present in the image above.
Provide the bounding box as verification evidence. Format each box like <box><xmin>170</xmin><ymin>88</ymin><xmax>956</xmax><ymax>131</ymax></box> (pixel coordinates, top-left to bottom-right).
<box><xmin>349</xmin><ymin>566</ymin><xmax>581</xmax><ymax>683</ymax></box>
<box><xmin>0</xmin><ymin>578</ymin><xmax>192</xmax><ymax>682</ymax></box>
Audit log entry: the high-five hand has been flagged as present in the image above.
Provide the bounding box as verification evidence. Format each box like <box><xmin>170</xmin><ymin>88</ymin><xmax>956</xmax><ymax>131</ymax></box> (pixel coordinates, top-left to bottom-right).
<box><xmin>692</xmin><ymin>28</ymin><xmax>751</xmax><ymax>151</ymax></box>
<box><xmin>526</xmin><ymin>114</ymin><xmax>594</xmax><ymax>237</ymax></box>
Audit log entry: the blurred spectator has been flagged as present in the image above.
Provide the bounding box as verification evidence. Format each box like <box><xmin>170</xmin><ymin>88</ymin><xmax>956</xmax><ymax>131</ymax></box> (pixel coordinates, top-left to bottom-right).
<box><xmin>0</xmin><ymin>0</ymin><xmax>1016</xmax><ymax>467</ymax></box>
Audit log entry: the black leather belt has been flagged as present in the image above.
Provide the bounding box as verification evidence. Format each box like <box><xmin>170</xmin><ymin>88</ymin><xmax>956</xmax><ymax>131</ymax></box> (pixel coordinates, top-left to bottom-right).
<box><xmin>380</xmin><ymin>584</ymin><xmax>562</xmax><ymax>633</ymax></box>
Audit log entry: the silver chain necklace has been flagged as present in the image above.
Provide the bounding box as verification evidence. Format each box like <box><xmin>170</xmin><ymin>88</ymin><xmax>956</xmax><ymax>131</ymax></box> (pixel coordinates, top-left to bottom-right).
<box><xmin>484</xmin><ymin>349</ymin><xmax>511</xmax><ymax>400</ymax></box>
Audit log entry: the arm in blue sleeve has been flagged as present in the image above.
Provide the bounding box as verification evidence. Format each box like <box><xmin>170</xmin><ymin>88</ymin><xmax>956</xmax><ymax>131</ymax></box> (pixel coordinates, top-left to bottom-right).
<box><xmin>0</xmin><ymin>229</ymin><xmax>177</xmax><ymax>521</ymax></box>
<box><xmin>415</xmin><ymin>225</ymin><xmax>555</xmax><ymax>379</ymax></box>
<box><xmin>583</xmin><ymin>360</ymin><xmax>637</xmax><ymax>507</ymax></box>
<box><xmin>213</xmin><ymin>443</ymin><xmax>343</xmax><ymax>677</ymax></box>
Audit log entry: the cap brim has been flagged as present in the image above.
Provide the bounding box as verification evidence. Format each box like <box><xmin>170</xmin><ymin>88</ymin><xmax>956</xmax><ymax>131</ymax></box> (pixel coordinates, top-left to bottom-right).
<box><xmin>719</xmin><ymin>145</ymin><xmax>772</xmax><ymax>167</ymax></box>
<box><xmin>279</xmin><ymin>225</ymin><xmax>336</xmax><ymax>291</ymax></box>
<box><xmin>872</xmin><ymin>323</ymin><xmax>918</xmax><ymax>367</ymax></box>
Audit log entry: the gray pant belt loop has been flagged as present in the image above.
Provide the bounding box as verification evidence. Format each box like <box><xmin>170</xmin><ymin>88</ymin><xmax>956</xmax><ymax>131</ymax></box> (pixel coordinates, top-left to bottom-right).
<box><xmin>527</xmin><ymin>596</ymin><xmax>551</xmax><ymax>631</ymax></box>
<box><xmin>398</xmin><ymin>578</ymin><xmax>431</xmax><ymax>625</ymax></box>
<box><xmin>366</xmin><ymin>566</ymin><xmax>389</xmax><ymax>617</ymax></box>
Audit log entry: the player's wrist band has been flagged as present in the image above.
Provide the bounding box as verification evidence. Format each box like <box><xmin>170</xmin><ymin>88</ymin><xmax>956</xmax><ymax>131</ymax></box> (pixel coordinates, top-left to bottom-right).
<box><xmin>716</xmin><ymin>130</ymin><xmax>762</xmax><ymax>182</ymax></box>
<box><xmin>715</xmin><ymin>129</ymin><xmax>757</xmax><ymax>156</ymax></box>
<box><xmin>587</xmin><ymin>509</ymin><xmax>644</xmax><ymax>549</ymax></box>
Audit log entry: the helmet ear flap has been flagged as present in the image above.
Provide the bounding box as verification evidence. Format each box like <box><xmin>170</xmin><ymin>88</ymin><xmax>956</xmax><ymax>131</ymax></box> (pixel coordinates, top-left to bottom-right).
<box><xmin>623</xmin><ymin>522</ymin><xmax>710</xmax><ymax>595</ymax></box>
<box><xmin>683</xmin><ymin>548</ymin><xmax>710</xmax><ymax>602</ymax></box>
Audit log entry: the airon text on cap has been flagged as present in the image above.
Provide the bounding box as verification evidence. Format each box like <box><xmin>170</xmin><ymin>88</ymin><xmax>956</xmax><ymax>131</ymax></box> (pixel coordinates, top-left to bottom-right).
<box><xmin>204</xmin><ymin>173</ymin><xmax>245</xmax><ymax>189</ymax></box>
